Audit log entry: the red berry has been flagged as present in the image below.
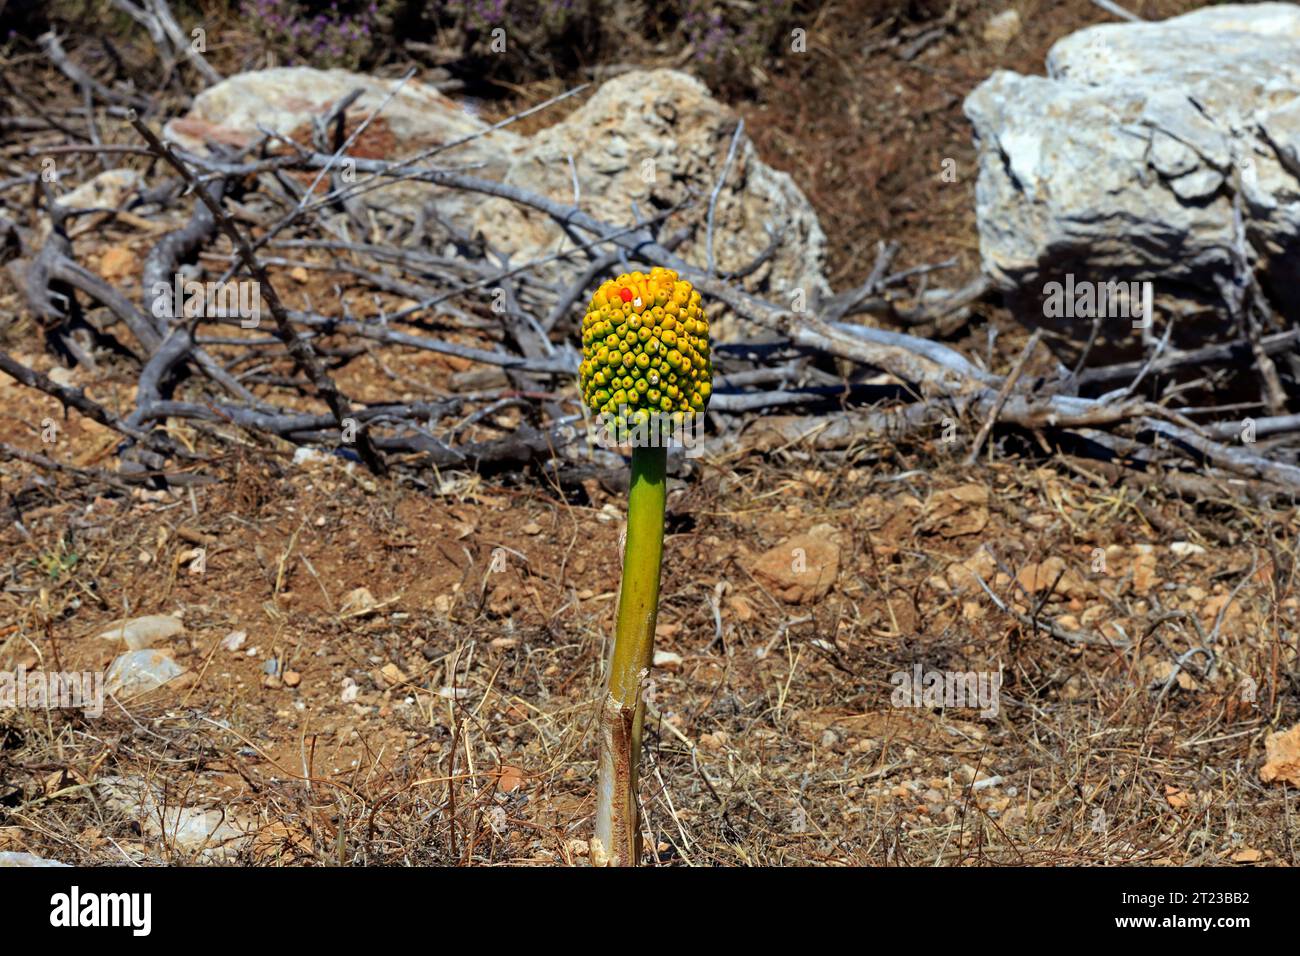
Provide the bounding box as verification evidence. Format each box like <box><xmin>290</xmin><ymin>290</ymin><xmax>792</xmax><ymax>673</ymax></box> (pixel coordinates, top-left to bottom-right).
<box><xmin>618</xmin><ymin>287</ymin><xmax>633</xmax><ymax>302</ymax></box>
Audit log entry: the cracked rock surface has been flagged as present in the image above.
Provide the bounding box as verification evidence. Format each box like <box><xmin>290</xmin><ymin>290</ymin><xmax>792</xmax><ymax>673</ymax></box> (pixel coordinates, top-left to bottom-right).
<box><xmin>964</xmin><ymin>3</ymin><xmax>1300</xmax><ymax>361</ymax></box>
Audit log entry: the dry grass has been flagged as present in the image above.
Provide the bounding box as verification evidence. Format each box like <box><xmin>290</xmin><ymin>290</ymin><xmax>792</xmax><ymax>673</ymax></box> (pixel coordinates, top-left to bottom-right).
<box><xmin>2</xmin><ymin>428</ymin><xmax>1297</xmax><ymax>866</ymax></box>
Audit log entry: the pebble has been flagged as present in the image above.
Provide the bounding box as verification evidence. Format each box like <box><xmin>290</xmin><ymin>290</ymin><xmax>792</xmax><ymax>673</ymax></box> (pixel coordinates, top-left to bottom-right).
<box><xmin>98</xmin><ymin>614</ymin><xmax>185</xmax><ymax>650</ymax></box>
<box><xmin>0</xmin><ymin>851</ymin><xmax>69</xmax><ymax>867</ymax></box>
<box><xmin>653</xmin><ymin>650</ymin><xmax>683</xmax><ymax>672</ymax></box>
<box><xmin>105</xmin><ymin>650</ymin><xmax>186</xmax><ymax>696</ymax></box>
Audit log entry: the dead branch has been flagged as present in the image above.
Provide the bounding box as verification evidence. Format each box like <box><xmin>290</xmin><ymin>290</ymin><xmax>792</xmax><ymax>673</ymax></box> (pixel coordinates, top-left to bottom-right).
<box><xmin>128</xmin><ymin>111</ymin><xmax>389</xmax><ymax>476</ymax></box>
<box><xmin>4</xmin><ymin>41</ymin><xmax>1298</xmax><ymax>507</ymax></box>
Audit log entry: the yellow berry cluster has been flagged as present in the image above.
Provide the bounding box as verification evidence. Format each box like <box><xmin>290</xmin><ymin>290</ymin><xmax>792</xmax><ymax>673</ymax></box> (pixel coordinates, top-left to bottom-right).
<box><xmin>579</xmin><ymin>268</ymin><xmax>712</xmax><ymax>426</ymax></box>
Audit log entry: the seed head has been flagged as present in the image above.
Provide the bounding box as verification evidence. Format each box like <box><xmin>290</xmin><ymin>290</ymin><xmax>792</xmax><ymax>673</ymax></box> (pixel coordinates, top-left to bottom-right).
<box><xmin>579</xmin><ymin>268</ymin><xmax>713</xmax><ymax>427</ymax></box>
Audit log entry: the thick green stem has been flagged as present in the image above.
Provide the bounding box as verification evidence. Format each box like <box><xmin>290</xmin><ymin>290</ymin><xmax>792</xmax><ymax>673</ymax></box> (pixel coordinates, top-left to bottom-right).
<box><xmin>593</xmin><ymin>444</ymin><xmax>666</xmax><ymax>866</ymax></box>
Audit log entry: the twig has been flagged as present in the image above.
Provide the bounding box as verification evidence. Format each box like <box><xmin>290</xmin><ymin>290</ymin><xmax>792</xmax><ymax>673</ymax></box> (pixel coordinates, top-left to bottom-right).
<box><xmin>971</xmin><ymin>571</ymin><xmax>1131</xmax><ymax>649</ymax></box>
<box><xmin>1089</xmin><ymin>0</ymin><xmax>1144</xmax><ymax>22</ymax></box>
<box><xmin>706</xmin><ymin>118</ymin><xmax>744</xmax><ymax>278</ymax></box>
<box><xmin>39</xmin><ymin>32</ymin><xmax>151</xmax><ymax>111</ymax></box>
<box><xmin>965</xmin><ymin>330</ymin><xmax>1040</xmax><ymax>465</ymax></box>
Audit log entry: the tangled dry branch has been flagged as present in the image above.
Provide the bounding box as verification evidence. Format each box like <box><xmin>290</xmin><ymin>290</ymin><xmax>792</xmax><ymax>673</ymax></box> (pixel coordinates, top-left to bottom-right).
<box><xmin>2</xmin><ymin>24</ymin><xmax>1298</xmax><ymax>506</ymax></box>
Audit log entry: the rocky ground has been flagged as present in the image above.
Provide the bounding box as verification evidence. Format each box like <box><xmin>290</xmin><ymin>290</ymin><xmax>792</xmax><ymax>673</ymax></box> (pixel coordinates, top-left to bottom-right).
<box><xmin>2</xmin><ymin>0</ymin><xmax>1299</xmax><ymax>866</ymax></box>
<box><xmin>3</xmin><ymin>395</ymin><xmax>1298</xmax><ymax>865</ymax></box>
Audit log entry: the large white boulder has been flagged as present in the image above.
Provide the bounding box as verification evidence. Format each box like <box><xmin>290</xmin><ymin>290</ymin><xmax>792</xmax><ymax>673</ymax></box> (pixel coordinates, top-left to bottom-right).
<box><xmin>964</xmin><ymin>4</ymin><xmax>1300</xmax><ymax>361</ymax></box>
<box><xmin>472</xmin><ymin>69</ymin><xmax>830</xmax><ymax>319</ymax></box>
<box><xmin>164</xmin><ymin>67</ymin><xmax>523</xmax><ymax>230</ymax></box>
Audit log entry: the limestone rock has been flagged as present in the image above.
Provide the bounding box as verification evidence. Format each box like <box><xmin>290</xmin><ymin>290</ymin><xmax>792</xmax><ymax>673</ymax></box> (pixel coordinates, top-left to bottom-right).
<box><xmin>0</xmin><ymin>851</ymin><xmax>69</xmax><ymax>867</ymax></box>
<box><xmin>105</xmin><ymin>649</ymin><xmax>186</xmax><ymax>697</ymax></box>
<box><xmin>97</xmin><ymin>776</ymin><xmax>254</xmax><ymax>861</ymax></box>
<box><xmin>1260</xmin><ymin>722</ymin><xmax>1300</xmax><ymax>787</ymax></box>
<box><xmin>751</xmin><ymin>523</ymin><xmax>841</xmax><ymax>604</ymax></box>
<box><xmin>472</xmin><ymin>69</ymin><xmax>830</xmax><ymax>335</ymax></box>
<box><xmin>164</xmin><ymin>66</ymin><xmax>523</xmax><ymax>231</ymax></box>
<box><xmin>97</xmin><ymin>613</ymin><xmax>185</xmax><ymax>650</ymax></box>
<box><xmin>964</xmin><ymin>4</ymin><xmax>1300</xmax><ymax>363</ymax></box>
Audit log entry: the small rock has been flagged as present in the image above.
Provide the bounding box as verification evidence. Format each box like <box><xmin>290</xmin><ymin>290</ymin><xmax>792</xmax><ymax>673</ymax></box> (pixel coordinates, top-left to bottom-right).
<box><xmin>521</xmin><ymin>522</ymin><xmax>542</xmax><ymax>535</ymax></box>
<box><xmin>98</xmin><ymin>245</ymin><xmax>137</xmax><ymax>282</ymax></box>
<box><xmin>750</xmin><ymin>524</ymin><xmax>841</xmax><ymax>604</ymax></box>
<box><xmin>497</xmin><ymin>765</ymin><xmax>524</xmax><ymax>792</ymax></box>
<box><xmin>220</xmin><ymin>630</ymin><xmax>247</xmax><ymax>652</ymax></box>
<box><xmin>727</xmin><ymin>593</ymin><xmax>754</xmax><ymax>621</ymax></box>
<box><xmin>946</xmin><ymin>547</ymin><xmax>997</xmax><ymax>592</ymax></box>
<box><xmin>282</xmin><ymin>670</ymin><xmax>302</xmax><ymax>688</ymax></box>
<box><xmin>653</xmin><ymin>650</ymin><xmax>683</xmax><ymax>672</ymax></box>
<box><xmin>1260</xmin><ymin>722</ymin><xmax>1300</xmax><ymax>788</ymax></box>
<box><xmin>105</xmin><ymin>650</ymin><xmax>185</xmax><ymax>697</ymax></box>
<box><xmin>292</xmin><ymin>446</ymin><xmax>329</xmax><ymax>467</ymax></box>
<box><xmin>699</xmin><ymin>730</ymin><xmax>730</xmax><ymax>751</ymax></box>
<box><xmin>0</xmin><ymin>851</ymin><xmax>69</xmax><ymax>867</ymax></box>
<box><xmin>54</xmin><ymin>168</ymin><xmax>142</xmax><ymax>210</ymax></box>
<box><xmin>1016</xmin><ymin>556</ymin><xmax>1085</xmax><ymax>597</ymax></box>
<box><xmin>1128</xmin><ymin>545</ymin><xmax>1159</xmax><ymax>593</ymax></box>
<box><xmin>97</xmin><ymin>614</ymin><xmax>185</xmax><ymax>650</ymax></box>
<box><xmin>1170</xmin><ymin>541</ymin><xmax>1207</xmax><ymax>558</ymax></box>
<box><xmin>340</xmin><ymin>586</ymin><xmax>380</xmax><ymax>617</ymax></box>
<box><xmin>340</xmin><ymin>677</ymin><xmax>359</xmax><ymax>703</ymax></box>
<box><xmin>983</xmin><ymin>9</ymin><xmax>1022</xmax><ymax>50</ymax></box>
<box><xmin>920</xmin><ymin>484</ymin><xmax>990</xmax><ymax>538</ymax></box>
